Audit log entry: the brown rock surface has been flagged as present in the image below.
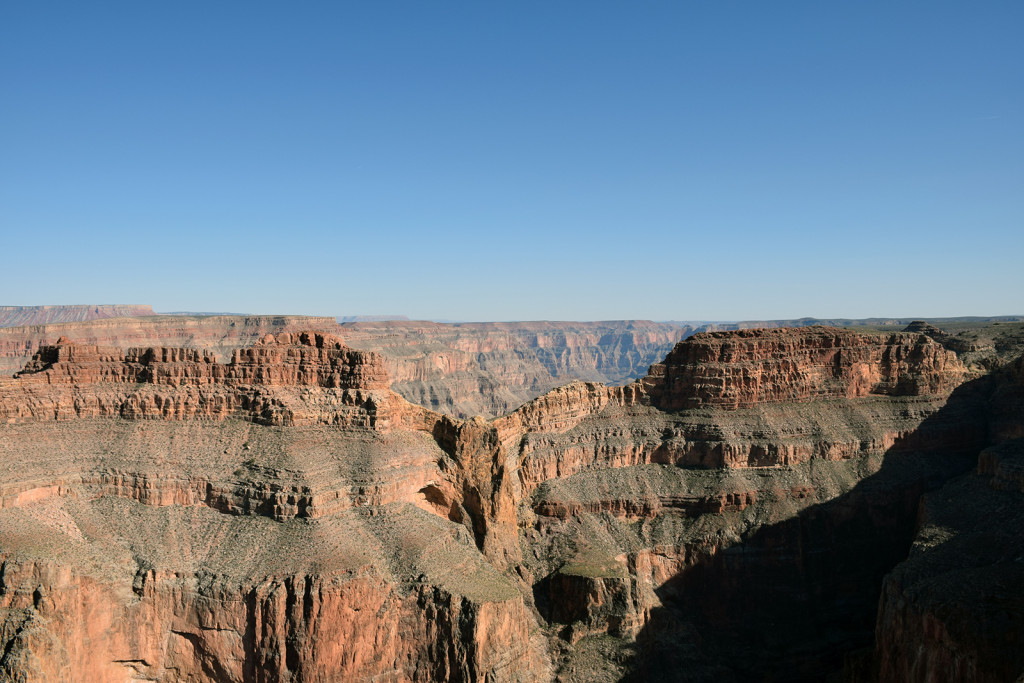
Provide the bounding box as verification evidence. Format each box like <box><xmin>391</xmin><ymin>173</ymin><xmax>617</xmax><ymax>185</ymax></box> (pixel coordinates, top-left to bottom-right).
<box><xmin>1</xmin><ymin>324</ymin><xmax>1016</xmax><ymax>682</ymax></box>
<box><xmin>0</xmin><ymin>318</ymin><xmax>681</xmax><ymax>418</ymax></box>
<box><xmin>1</xmin><ymin>333</ymin><xmax>393</xmax><ymax>428</ymax></box>
<box><xmin>0</xmin><ymin>332</ymin><xmax>551</xmax><ymax>681</ymax></box>
<box><xmin>339</xmin><ymin>320</ymin><xmax>683</xmax><ymax>417</ymax></box>
<box><xmin>0</xmin><ymin>305</ymin><xmax>157</xmax><ymax>328</ymax></box>
<box><xmin>866</xmin><ymin>361</ymin><xmax>1024</xmax><ymax>683</ymax></box>
<box><xmin>644</xmin><ymin>326</ymin><xmax>964</xmax><ymax>410</ymax></box>
<box><xmin>0</xmin><ymin>315</ymin><xmax>342</xmax><ymax>374</ymax></box>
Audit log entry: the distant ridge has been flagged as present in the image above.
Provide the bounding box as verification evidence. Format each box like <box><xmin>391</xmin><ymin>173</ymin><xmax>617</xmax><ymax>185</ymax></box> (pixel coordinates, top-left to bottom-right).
<box><xmin>0</xmin><ymin>305</ymin><xmax>156</xmax><ymax>328</ymax></box>
<box><xmin>663</xmin><ymin>315</ymin><xmax>1024</xmax><ymax>336</ymax></box>
<box><xmin>160</xmin><ymin>311</ymin><xmax>256</xmax><ymax>317</ymax></box>
<box><xmin>337</xmin><ymin>315</ymin><xmax>410</xmax><ymax>323</ymax></box>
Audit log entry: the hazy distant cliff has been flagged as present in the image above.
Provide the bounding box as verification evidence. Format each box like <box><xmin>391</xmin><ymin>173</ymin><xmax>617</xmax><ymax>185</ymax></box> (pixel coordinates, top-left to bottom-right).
<box><xmin>0</xmin><ymin>305</ymin><xmax>156</xmax><ymax>328</ymax></box>
<box><xmin>340</xmin><ymin>320</ymin><xmax>683</xmax><ymax>417</ymax></box>
<box><xmin>0</xmin><ymin>317</ymin><xmax>683</xmax><ymax>418</ymax></box>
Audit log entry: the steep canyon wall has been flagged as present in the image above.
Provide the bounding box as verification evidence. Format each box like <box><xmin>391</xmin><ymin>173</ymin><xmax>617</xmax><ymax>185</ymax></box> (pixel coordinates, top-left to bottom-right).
<box><xmin>0</xmin><ymin>325</ymin><xmax>1018</xmax><ymax>681</ymax></box>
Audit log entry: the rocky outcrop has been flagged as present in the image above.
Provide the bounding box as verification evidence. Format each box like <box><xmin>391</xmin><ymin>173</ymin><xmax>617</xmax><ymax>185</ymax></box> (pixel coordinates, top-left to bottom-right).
<box><xmin>0</xmin><ymin>318</ymin><xmax>681</xmax><ymax>419</ymax></box>
<box><xmin>644</xmin><ymin>326</ymin><xmax>964</xmax><ymax>410</ymax></box>
<box><xmin>14</xmin><ymin>332</ymin><xmax>389</xmax><ymax>390</ymax></box>
<box><xmin>0</xmin><ymin>324</ymin><xmax>1009</xmax><ymax>682</ymax></box>
<box><xmin>0</xmin><ymin>315</ymin><xmax>343</xmax><ymax>373</ymax></box>
<box><xmin>1</xmin><ymin>333</ymin><xmax>392</xmax><ymax>427</ymax></box>
<box><xmin>0</xmin><ymin>515</ymin><xmax>549</xmax><ymax>683</ymax></box>
<box><xmin>871</xmin><ymin>468</ymin><xmax>1024</xmax><ymax>683</ymax></box>
<box><xmin>868</xmin><ymin>362</ymin><xmax>1024</xmax><ymax>683</ymax></box>
<box><xmin>340</xmin><ymin>320</ymin><xmax>683</xmax><ymax>417</ymax></box>
<box><xmin>494</xmin><ymin>328</ymin><xmax>986</xmax><ymax>680</ymax></box>
<box><xmin>0</xmin><ymin>305</ymin><xmax>156</xmax><ymax>328</ymax></box>
<box><xmin>0</xmin><ymin>331</ymin><xmax>553</xmax><ymax>681</ymax></box>
<box><xmin>492</xmin><ymin>329</ymin><xmax>972</xmax><ymax>506</ymax></box>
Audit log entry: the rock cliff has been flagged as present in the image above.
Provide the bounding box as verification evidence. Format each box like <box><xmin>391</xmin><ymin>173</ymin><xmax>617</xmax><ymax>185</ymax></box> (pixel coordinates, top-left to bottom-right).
<box><xmin>0</xmin><ymin>325</ymin><xmax>1017</xmax><ymax>682</ymax></box>
<box><xmin>866</xmin><ymin>357</ymin><xmax>1024</xmax><ymax>683</ymax></box>
<box><xmin>644</xmin><ymin>326</ymin><xmax>965</xmax><ymax>410</ymax></box>
<box><xmin>0</xmin><ymin>332</ymin><xmax>551</xmax><ymax>681</ymax></box>
<box><xmin>339</xmin><ymin>320</ymin><xmax>683</xmax><ymax>417</ymax></box>
<box><xmin>0</xmin><ymin>315</ymin><xmax>342</xmax><ymax>374</ymax></box>
<box><xmin>1</xmin><ymin>333</ymin><xmax>393</xmax><ymax>428</ymax></box>
<box><xmin>1</xmin><ymin>318</ymin><xmax>681</xmax><ymax>419</ymax></box>
<box><xmin>0</xmin><ymin>305</ymin><xmax>157</xmax><ymax>328</ymax></box>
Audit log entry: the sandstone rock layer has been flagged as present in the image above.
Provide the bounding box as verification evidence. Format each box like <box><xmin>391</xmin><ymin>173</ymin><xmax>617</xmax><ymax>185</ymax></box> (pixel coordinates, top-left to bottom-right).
<box><xmin>0</xmin><ymin>305</ymin><xmax>156</xmax><ymax>328</ymax></box>
<box><xmin>0</xmin><ymin>325</ymin><xmax>1017</xmax><ymax>682</ymax></box>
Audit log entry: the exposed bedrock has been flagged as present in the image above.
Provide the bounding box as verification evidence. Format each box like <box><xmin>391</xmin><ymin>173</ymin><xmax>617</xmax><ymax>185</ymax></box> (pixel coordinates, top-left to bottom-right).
<box><xmin>0</xmin><ymin>305</ymin><xmax>157</xmax><ymax>328</ymax></box>
<box><xmin>0</xmin><ymin>333</ymin><xmax>394</xmax><ymax>427</ymax></box>
<box><xmin>0</xmin><ymin>318</ymin><xmax>683</xmax><ymax>418</ymax></box>
<box><xmin>0</xmin><ymin>315</ymin><xmax>342</xmax><ymax>374</ymax></box>
<box><xmin>498</xmin><ymin>329</ymin><xmax>996</xmax><ymax>681</ymax></box>
<box><xmin>866</xmin><ymin>361</ymin><xmax>1024</xmax><ymax>683</ymax></box>
<box><xmin>0</xmin><ymin>507</ymin><xmax>549</xmax><ymax>683</ymax></box>
<box><xmin>0</xmin><ymin>325</ymin><xmax>1014</xmax><ymax>681</ymax></box>
<box><xmin>644</xmin><ymin>326</ymin><xmax>965</xmax><ymax>410</ymax></box>
<box><xmin>870</xmin><ymin>471</ymin><xmax>1024</xmax><ymax>683</ymax></box>
<box><xmin>339</xmin><ymin>320</ymin><xmax>683</xmax><ymax>418</ymax></box>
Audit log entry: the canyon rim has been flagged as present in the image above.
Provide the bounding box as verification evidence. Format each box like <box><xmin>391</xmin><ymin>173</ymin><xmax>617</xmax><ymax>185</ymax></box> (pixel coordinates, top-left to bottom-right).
<box><xmin>0</xmin><ymin>311</ymin><xmax>1021</xmax><ymax>681</ymax></box>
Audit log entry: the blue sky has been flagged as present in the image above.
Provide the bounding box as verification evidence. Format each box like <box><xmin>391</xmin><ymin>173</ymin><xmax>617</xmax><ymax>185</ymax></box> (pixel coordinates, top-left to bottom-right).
<box><xmin>2</xmin><ymin>2</ymin><xmax>1021</xmax><ymax>321</ymax></box>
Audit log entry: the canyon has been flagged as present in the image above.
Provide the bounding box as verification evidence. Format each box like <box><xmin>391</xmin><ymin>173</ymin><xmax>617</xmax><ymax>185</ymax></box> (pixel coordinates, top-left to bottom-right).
<box><xmin>0</xmin><ymin>317</ymin><xmax>684</xmax><ymax>418</ymax></box>
<box><xmin>0</xmin><ymin>305</ymin><xmax>157</xmax><ymax>328</ymax></box>
<box><xmin>0</xmin><ymin>318</ymin><xmax>1021</xmax><ymax>681</ymax></box>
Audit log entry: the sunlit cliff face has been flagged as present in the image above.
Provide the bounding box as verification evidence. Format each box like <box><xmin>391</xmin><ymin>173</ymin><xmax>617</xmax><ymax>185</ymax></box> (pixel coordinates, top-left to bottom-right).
<box><xmin>1</xmin><ymin>326</ymin><xmax>1020</xmax><ymax>682</ymax></box>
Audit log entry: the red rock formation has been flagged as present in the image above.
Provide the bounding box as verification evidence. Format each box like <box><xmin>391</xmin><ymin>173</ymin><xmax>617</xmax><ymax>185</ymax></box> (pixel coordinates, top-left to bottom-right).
<box><xmin>0</xmin><ymin>324</ymin><xmax>1004</xmax><ymax>682</ymax></box>
<box><xmin>0</xmin><ymin>318</ymin><xmax>682</xmax><ymax>418</ymax></box>
<box><xmin>0</xmin><ymin>330</ymin><xmax>554</xmax><ymax>681</ymax></box>
<box><xmin>644</xmin><ymin>326</ymin><xmax>964</xmax><ymax>410</ymax></box>
<box><xmin>869</xmin><ymin>361</ymin><xmax>1024</xmax><ymax>683</ymax></box>
<box><xmin>1</xmin><ymin>333</ymin><xmax>391</xmax><ymax>427</ymax></box>
<box><xmin>340</xmin><ymin>320</ymin><xmax>683</xmax><ymax>417</ymax></box>
<box><xmin>494</xmin><ymin>329</ymin><xmax>970</xmax><ymax>504</ymax></box>
<box><xmin>0</xmin><ymin>536</ymin><xmax>548</xmax><ymax>682</ymax></box>
<box><xmin>0</xmin><ymin>315</ymin><xmax>343</xmax><ymax>374</ymax></box>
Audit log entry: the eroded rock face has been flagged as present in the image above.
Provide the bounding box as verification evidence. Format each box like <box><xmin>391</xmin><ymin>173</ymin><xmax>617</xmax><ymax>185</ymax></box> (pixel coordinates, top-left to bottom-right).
<box><xmin>0</xmin><ymin>325</ymin><xmax>1012</xmax><ymax>682</ymax></box>
<box><xmin>869</xmin><ymin>363</ymin><xmax>1024</xmax><ymax>683</ymax></box>
<box><xmin>0</xmin><ymin>511</ymin><xmax>547</xmax><ymax>683</ymax></box>
<box><xmin>1</xmin><ymin>333</ymin><xmax>392</xmax><ymax>428</ymax></box>
<box><xmin>644</xmin><ymin>326</ymin><xmax>964</xmax><ymax>410</ymax></box>
<box><xmin>0</xmin><ymin>331</ymin><xmax>551</xmax><ymax>681</ymax></box>
<box><xmin>489</xmin><ymin>327</ymin><xmax>989</xmax><ymax>680</ymax></box>
<box><xmin>0</xmin><ymin>314</ymin><xmax>343</xmax><ymax>374</ymax></box>
<box><xmin>339</xmin><ymin>320</ymin><xmax>683</xmax><ymax>418</ymax></box>
<box><xmin>0</xmin><ymin>305</ymin><xmax>157</xmax><ymax>328</ymax></box>
<box><xmin>0</xmin><ymin>318</ymin><xmax>683</xmax><ymax>418</ymax></box>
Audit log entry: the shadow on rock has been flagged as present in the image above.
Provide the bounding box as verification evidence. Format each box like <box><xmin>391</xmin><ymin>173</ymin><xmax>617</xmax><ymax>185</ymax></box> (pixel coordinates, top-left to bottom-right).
<box><xmin>620</xmin><ymin>375</ymin><xmax>997</xmax><ymax>683</ymax></box>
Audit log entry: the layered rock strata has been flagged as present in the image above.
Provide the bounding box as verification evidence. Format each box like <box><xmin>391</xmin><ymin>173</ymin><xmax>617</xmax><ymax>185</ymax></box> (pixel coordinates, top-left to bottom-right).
<box><xmin>1</xmin><ymin>333</ymin><xmax>393</xmax><ymax>429</ymax></box>
<box><xmin>0</xmin><ymin>332</ymin><xmax>550</xmax><ymax>681</ymax></box>
<box><xmin>0</xmin><ymin>318</ymin><xmax>682</xmax><ymax>419</ymax></box>
<box><xmin>339</xmin><ymin>320</ymin><xmax>683</xmax><ymax>417</ymax></box>
<box><xmin>1</xmin><ymin>325</ymin><xmax>1013</xmax><ymax>682</ymax></box>
<box><xmin>0</xmin><ymin>305</ymin><xmax>156</xmax><ymax>328</ymax></box>
<box><xmin>644</xmin><ymin>326</ymin><xmax>964</xmax><ymax>410</ymax></box>
<box><xmin>867</xmin><ymin>359</ymin><xmax>1024</xmax><ymax>683</ymax></box>
<box><xmin>0</xmin><ymin>315</ymin><xmax>342</xmax><ymax>374</ymax></box>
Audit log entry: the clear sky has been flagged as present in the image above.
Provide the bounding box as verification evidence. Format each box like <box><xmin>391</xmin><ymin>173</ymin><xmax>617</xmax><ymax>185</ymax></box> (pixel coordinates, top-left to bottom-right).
<box><xmin>2</xmin><ymin>2</ymin><xmax>1021</xmax><ymax>321</ymax></box>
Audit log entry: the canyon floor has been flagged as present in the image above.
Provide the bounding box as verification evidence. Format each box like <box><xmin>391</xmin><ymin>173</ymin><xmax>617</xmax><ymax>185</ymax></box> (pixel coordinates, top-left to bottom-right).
<box><xmin>0</xmin><ymin>311</ymin><xmax>1021</xmax><ymax>682</ymax></box>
